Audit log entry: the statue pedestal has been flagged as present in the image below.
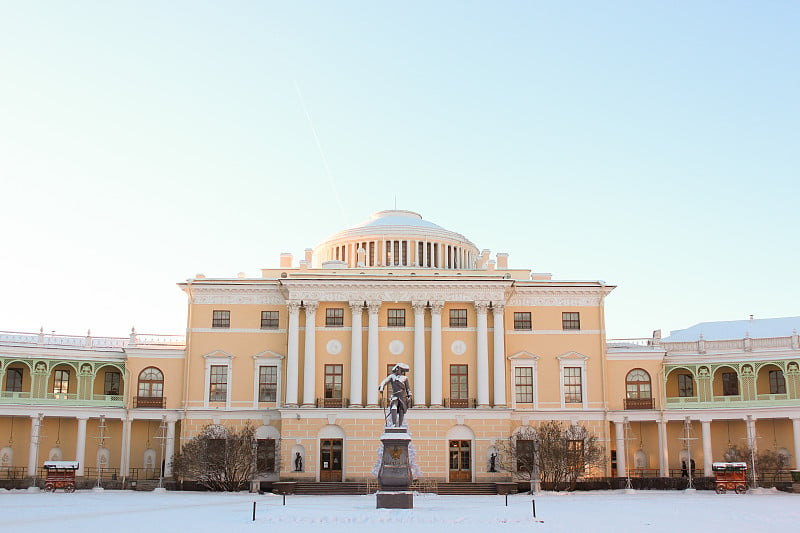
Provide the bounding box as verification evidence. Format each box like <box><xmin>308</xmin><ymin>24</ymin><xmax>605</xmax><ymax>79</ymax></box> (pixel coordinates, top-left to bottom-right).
<box><xmin>377</xmin><ymin>427</ymin><xmax>413</xmax><ymax>509</ymax></box>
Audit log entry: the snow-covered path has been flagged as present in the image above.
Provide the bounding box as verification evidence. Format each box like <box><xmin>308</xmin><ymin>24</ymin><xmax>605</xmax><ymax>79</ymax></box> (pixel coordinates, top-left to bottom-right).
<box><xmin>1</xmin><ymin>489</ymin><xmax>797</xmax><ymax>533</ymax></box>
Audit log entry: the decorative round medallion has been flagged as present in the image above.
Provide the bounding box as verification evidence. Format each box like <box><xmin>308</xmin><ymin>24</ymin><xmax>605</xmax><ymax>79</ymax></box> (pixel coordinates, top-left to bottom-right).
<box><xmin>389</xmin><ymin>340</ymin><xmax>405</xmax><ymax>355</ymax></box>
<box><xmin>451</xmin><ymin>340</ymin><xmax>467</xmax><ymax>355</ymax></box>
<box><xmin>326</xmin><ymin>339</ymin><xmax>342</xmax><ymax>355</ymax></box>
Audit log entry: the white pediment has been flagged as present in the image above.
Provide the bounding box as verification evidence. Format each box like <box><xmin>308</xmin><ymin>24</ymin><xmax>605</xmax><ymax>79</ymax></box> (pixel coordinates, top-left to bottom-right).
<box><xmin>556</xmin><ymin>351</ymin><xmax>589</xmax><ymax>361</ymax></box>
<box><xmin>508</xmin><ymin>351</ymin><xmax>540</xmax><ymax>361</ymax></box>
<box><xmin>252</xmin><ymin>350</ymin><xmax>285</xmax><ymax>360</ymax></box>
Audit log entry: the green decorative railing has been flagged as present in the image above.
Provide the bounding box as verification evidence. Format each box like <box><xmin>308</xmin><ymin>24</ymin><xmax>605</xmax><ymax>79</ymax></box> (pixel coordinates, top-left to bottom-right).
<box><xmin>665</xmin><ymin>395</ymin><xmax>800</xmax><ymax>409</ymax></box>
<box><xmin>0</xmin><ymin>391</ymin><xmax>124</xmax><ymax>407</ymax></box>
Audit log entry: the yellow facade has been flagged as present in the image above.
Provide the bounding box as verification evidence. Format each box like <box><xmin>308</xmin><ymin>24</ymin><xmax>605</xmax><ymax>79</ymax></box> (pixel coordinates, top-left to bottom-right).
<box><xmin>1</xmin><ymin>210</ymin><xmax>799</xmax><ymax>487</ymax></box>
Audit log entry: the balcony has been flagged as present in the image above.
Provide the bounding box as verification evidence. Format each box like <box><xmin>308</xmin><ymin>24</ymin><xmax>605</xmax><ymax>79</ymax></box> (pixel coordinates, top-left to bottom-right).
<box><xmin>0</xmin><ymin>391</ymin><xmax>124</xmax><ymax>407</ymax></box>
<box><xmin>624</xmin><ymin>398</ymin><xmax>654</xmax><ymax>410</ymax></box>
<box><xmin>444</xmin><ymin>398</ymin><xmax>477</xmax><ymax>409</ymax></box>
<box><xmin>665</xmin><ymin>395</ymin><xmax>800</xmax><ymax>409</ymax></box>
<box><xmin>133</xmin><ymin>396</ymin><xmax>166</xmax><ymax>408</ymax></box>
<box><xmin>316</xmin><ymin>397</ymin><xmax>350</xmax><ymax>408</ymax></box>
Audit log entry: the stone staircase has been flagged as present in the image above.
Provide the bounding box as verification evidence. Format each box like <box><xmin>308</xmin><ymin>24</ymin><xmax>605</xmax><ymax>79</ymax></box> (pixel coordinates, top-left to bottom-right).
<box><xmin>294</xmin><ymin>482</ymin><xmax>372</xmax><ymax>495</ymax></box>
<box><xmin>435</xmin><ymin>482</ymin><xmax>498</xmax><ymax>495</ymax></box>
<box><xmin>132</xmin><ymin>479</ymin><xmax>162</xmax><ymax>491</ymax></box>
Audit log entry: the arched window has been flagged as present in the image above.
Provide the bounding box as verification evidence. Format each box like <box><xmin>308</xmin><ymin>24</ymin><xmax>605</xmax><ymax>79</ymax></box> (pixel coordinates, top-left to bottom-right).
<box><xmin>137</xmin><ymin>367</ymin><xmax>164</xmax><ymax>407</ymax></box>
<box><xmin>625</xmin><ymin>369</ymin><xmax>652</xmax><ymax>409</ymax></box>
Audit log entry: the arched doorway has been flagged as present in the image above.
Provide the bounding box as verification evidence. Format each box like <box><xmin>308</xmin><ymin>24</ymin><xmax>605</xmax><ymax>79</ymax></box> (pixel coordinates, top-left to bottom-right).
<box><xmin>446</xmin><ymin>424</ymin><xmax>475</xmax><ymax>482</ymax></box>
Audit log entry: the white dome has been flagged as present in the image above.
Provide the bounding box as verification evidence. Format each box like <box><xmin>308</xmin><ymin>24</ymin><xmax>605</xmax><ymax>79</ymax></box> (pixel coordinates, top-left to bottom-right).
<box><xmin>314</xmin><ymin>210</ymin><xmax>479</xmax><ymax>269</ymax></box>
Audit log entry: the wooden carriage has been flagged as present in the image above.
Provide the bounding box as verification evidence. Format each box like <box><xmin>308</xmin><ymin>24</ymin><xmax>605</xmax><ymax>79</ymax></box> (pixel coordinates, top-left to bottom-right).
<box><xmin>711</xmin><ymin>462</ymin><xmax>748</xmax><ymax>494</ymax></box>
<box><xmin>43</xmin><ymin>461</ymin><xmax>79</xmax><ymax>493</ymax></box>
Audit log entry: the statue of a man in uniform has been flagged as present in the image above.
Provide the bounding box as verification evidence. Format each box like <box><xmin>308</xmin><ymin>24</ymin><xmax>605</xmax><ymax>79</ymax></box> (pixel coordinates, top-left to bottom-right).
<box><xmin>378</xmin><ymin>363</ymin><xmax>412</xmax><ymax>428</ymax></box>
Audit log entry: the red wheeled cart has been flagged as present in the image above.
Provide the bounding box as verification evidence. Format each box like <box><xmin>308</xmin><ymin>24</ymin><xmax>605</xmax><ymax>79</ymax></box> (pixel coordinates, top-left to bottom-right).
<box><xmin>712</xmin><ymin>462</ymin><xmax>747</xmax><ymax>494</ymax></box>
<box><xmin>43</xmin><ymin>461</ymin><xmax>79</xmax><ymax>493</ymax></box>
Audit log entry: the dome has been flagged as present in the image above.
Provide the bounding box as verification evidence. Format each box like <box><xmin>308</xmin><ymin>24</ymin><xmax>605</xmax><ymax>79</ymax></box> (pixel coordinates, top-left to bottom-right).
<box><xmin>314</xmin><ymin>210</ymin><xmax>479</xmax><ymax>269</ymax></box>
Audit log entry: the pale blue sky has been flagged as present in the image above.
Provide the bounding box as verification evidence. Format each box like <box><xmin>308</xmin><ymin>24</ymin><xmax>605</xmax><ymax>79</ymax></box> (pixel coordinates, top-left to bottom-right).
<box><xmin>1</xmin><ymin>1</ymin><xmax>798</xmax><ymax>339</ymax></box>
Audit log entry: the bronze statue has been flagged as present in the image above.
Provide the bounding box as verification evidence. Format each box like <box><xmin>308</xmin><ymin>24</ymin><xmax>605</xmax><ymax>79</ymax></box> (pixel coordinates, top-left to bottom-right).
<box><xmin>378</xmin><ymin>363</ymin><xmax>412</xmax><ymax>428</ymax></box>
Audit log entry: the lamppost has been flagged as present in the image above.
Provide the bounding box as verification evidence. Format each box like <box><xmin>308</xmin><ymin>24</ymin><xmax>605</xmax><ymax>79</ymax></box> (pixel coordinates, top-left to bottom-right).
<box><xmin>156</xmin><ymin>416</ymin><xmax>168</xmax><ymax>490</ymax></box>
<box><xmin>679</xmin><ymin>417</ymin><xmax>699</xmax><ymax>490</ymax></box>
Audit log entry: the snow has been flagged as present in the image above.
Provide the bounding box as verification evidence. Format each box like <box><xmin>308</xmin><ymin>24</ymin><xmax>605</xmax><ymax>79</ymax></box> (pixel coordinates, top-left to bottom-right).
<box><xmin>663</xmin><ymin>316</ymin><xmax>800</xmax><ymax>342</ymax></box>
<box><xmin>1</xmin><ymin>489</ymin><xmax>798</xmax><ymax>533</ymax></box>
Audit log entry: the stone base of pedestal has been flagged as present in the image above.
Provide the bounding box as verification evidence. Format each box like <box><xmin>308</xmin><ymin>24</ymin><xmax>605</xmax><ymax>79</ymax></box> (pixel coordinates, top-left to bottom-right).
<box><xmin>376</xmin><ymin>491</ymin><xmax>413</xmax><ymax>509</ymax></box>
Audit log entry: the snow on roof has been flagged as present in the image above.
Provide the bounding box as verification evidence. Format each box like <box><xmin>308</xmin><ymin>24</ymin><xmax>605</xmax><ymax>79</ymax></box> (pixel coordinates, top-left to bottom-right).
<box><xmin>43</xmin><ymin>461</ymin><xmax>79</xmax><ymax>469</ymax></box>
<box><xmin>663</xmin><ymin>316</ymin><xmax>800</xmax><ymax>342</ymax></box>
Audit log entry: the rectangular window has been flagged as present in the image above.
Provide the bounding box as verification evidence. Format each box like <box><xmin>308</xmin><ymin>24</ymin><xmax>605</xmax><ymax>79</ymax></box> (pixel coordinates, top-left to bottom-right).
<box><xmin>513</xmin><ymin>312</ymin><xmax>532</xmax><ymax>330</ymax></box>
<box><xmin>769</xmin><ymin>370</ymin><xmax>786</xmax><ymax>394</ymax></box>
<box><xmin>562</xmin><ymin>312</ymin><xmax>581</xmax><ymax>330</ymax></box>
<box><xmin>567</xmin><ymin>439</ymin><xmax>585</xmax><ymax>473</ymax></box>
<box><xmin>564</xmin><ymin>367</ymin><xmax>582</xmax><ymax>403</ymax></box>
<box><xmin>209</xmin><ymin>365</ymin><xmax>227</xmax><ymax>401</ymax></box>
<box><xmin>678</xmin><ymin>374</ymin><xmax>694</xmax><ymax>397</ymax></box>
<box><xmin>53</xmin><ymin>369</ymin><xmax>70</xmax><ymax>395</ymax></box>
<box><xmin>260</xmin><ymin>311</ymin><xmax>279</xmax><ymax>329</ymax></box>
<box><xmin>387</xmin><ymin>309</ymin><xmax>406</xmax><ymax>327</ymax></box>
<box><xmin>256</xmin><ymin>439</ymin><xmax>276</xmax><ymax>472</ymax></box>
<box><xmin>6</xmin><ymin>368</ymin><xmax>23</xmax><ymax>392</ymax></box>
<box><xmin>515</xmin><ymin>367</ymin><xmax>534</xmax><ymax>403</ymax></box>
<box><xmin>449</xmin><ymin>309</ymin><xmax>467</xmax><ymax>328</ymax></box>
<box><xmin>258</xmin><ymin>366</ymin><xmax>278</xmax><ymax>402</ymax></box>
<box><xmin>324</xmin><ymin>364</ymin><xmax>343</xmax><ymax>399</ymax></box>
<box><xmin>450</xmin><ymin>364</ymin><xmax>468</xmax><ymax>400</ymax></box>
<box><xmin>722</xmin><ymin>372</ymin><xmax>739</xmax><ymax>396</ymax></box>
<box><xmin>104</xmin><ymin>371</ymin><xmax>121</xmax><ymax>395</ymax></box>
<box><xmin>212</xmin><ymin>310</ymin><xmax>230</xmax><ymax>328</ymax></box>
<box><xmin>325</xmin><ymin>308</ymin><xmax>344</xmax><ymax>327</ymax></box>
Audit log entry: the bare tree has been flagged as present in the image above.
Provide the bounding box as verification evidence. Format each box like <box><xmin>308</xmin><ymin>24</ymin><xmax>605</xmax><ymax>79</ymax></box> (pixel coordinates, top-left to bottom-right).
<box><xmin>172</xmin><ymin>423</ymin><xmax>258</xmax><ymax>491</ymax></box>
<box><xmin>496</xmin><ymin>420</ymin><xmax>605</xmax><ymax>492</ymax></box>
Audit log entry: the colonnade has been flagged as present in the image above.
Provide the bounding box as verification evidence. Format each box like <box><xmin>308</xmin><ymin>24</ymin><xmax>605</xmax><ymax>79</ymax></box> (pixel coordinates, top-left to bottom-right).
<box><xmin>284</xmin><ymin>300</ymin><xmax>507</xmax><ymax>408</ymax></box>
<box><xmin>321</xmin><ymin>238</ymin><xmax>476</xmax><ymax>269</ymax></box>
<box><xmin>24</xmin><ymin>413</ymin><xmax>176</xmax><ymax>478</ymax></box>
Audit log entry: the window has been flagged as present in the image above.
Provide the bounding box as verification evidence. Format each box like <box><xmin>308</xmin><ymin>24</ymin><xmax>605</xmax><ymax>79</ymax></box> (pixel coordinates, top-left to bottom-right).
<box><xmin>449</xmin><ymin>309</ymin><xmax>467</xmax><ymax>328</ymax></box>
<box><xmin>722</xmin><ymin>372</ymin><xmax>739</xmax><ymax>396</ymax></box>
<box><xmin>258</xmin><ymin>366</ymin><xmax>278</xmax><ymax>402</ymax></box>
<box><xmin>450</xmin><ymin>364</ymin><xmax>468</xmax><ymax>400</ymax></box>
<box><xmin>212</xmin><ymin>310</ymin><xmax>230</xmax><ymax>328</ymax></box>
<box><xmin>564</xmin><ymin>367</ymin><xmax>582</xmax><ymax>403</ymax></box>
<box><xmin>514</xmin><ymin>312</ymin><xmax>532</xmax><ymax>330</ymax></box>
<box><xmin>678</xmin><ymin>374</ymin><xmax>693</xmax><ymax>397</ymax></box>
<box><xmin>625</xmin><ymin>369</ymin><xmax>651</xmax><ymax>399</ymax></box>
<box><xmin>260</xmin><ymin>311</ymin><xmax>279</xmax><ymax>329</ymax></box>
<box><xmin>104</xmin><ymin>371</ymin><xmax>121</xmax><ymax>395</ymax></box>
<box><xmin>325</xmin><ymin>308</ymin><xmax>344</xmax><ymax>327</ymax></box>
<box><xmin>516</xmin><ymin>439</ymin><xmax>535</xmax><ymax>473</ymax></box>
<box><xmin>256</xmin><ymin>439</ymin><xmax>276</xmax><ymax>472</ymax></box>
<box><xmin>567</xmin><ymin>439</ymin><xmax>585</xmax><ymax>473</ymax></box>
<box><xmin>209</xmin><ymin>365</ymin><xmax>227</xmax><ymax>401</ymax></box>
<box><xmin>138</xmin><ymin>367</ymin><xmax>164</xmax><ymax>397</ymax></box>
<box><xmin>387</xmin><ymin>309</ymin><xmax>406</xmax><ymax>327</ymax></box>
<box><xmin>324</xmin><ymin>364</ymin><xmax>343</xmax><ymax>399</ymax></box>
<box><xmin>562</xmin><ymin>312</ymin><xmax>580</xmax><ymax>330</ymax></box>
<box><xmin>515</xmin><ymin>367</ymin><xmax>533</xmax><ymax>403</ymax></box>
<box><xmin>53</xmin><ymin>369</ymin><xmax>69</xmax><ymax>394</ymax></box>
<box><xmin>769</xmin><ymin>370</ymin><xmax>786</xmax><ymax>394</ymax></box>
<box><xmin>6</xmin><ymin>368</ymin><xmax>22</xmax><ymax>392</ymax></box>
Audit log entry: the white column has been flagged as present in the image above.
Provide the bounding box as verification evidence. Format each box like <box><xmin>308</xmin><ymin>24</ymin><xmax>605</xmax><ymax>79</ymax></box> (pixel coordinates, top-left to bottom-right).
<box><xmin>349</xmin><ymin>301</ymin><xmax>364</xmax><ymax>407</ymax></box>
<box><xmin>366</xmin><ymin>302</ymin><xmax>381</xmax><ymax>406</ymax></box>
<box><xmin>792</xmin><ymin>418</ymin><xmax>800</xmax><ymax>470</ymax></box>
<box><xmin>286</xmin><ymin>301</ymin><xmax>301</xmax><ymax>407</ymax></box>
<box><xmin>658</xmin><ymin>418</ymin><xmax>669</xmax><ymax>477</ymax></box>
<box><xmin>615</xmin><ymin>420</ymin><xmax>627</xmax><ymax>478</ymax></box>
<box><xmin>302</xmin><ymin>302</ymin><xmax>318</xmax><ymax>406</ymax></box>
<box><xmin>429</xmin><ymin>302</ymin><xmax>444</xmax><ymax>406</ymax></box>
<box><xmin>120</xmin><ymin>416</ymin><xmax>132</xmax><ymax>476</ymax></box>
<box><xmin>28</xmin><ymin>413</ymin><xmax>43</xmax><ymax>476</ymax></box>
<box><xmin>412</xmin><ymin>301</ymin><xmax>427</xmax><ymax>406</ymax></box>
<box><xmin>701</xmin><ymin>420</ymin><xmax>713</xmax><ymax>476</ymax></box>
<box><xmin>75</xmin><ymin>416</ymin><xmax>88</xmax><ymax>476</ymax></box>
<box><xmin>164</xmin><ymin>419</ymin><xmax>176</xmax><ymax>476</ymax></box>
<box><xmin>422</xmin><ymin>240</ymin><xmax>428</xmax><ymax>267</ymax></box>
<box><xmin>492</xmin><ymin>304</ymin><xmax>506</xmax><ymax>407</ymax></box>
<box><xmin>476</xmin><ymin>301</ymin><xmax>490</xmax><ymax>407</ymax></box>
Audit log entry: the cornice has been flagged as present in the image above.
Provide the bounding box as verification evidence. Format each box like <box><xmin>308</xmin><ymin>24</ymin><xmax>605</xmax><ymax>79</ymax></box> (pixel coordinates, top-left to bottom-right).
<box><xmin>283</xmin><ymin>280</ymin><xmax>510</xmax><ymax>303</ymax></box>
<box><xmin>190</xmin><ymin>285</ymin><xmax>286</xmax><ymax>305</ymax></box>
<box><xmin>507</xmin><ymin>287</ymin><xmax>607</xmax><ymax>307</ymax></box>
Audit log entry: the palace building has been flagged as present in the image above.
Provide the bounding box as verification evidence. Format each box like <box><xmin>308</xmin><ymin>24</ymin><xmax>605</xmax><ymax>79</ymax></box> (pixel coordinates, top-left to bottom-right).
<box><xmin>1</xmin><ymin>210</ymin><xmax>799</xmax><ymax>487</ymax></box>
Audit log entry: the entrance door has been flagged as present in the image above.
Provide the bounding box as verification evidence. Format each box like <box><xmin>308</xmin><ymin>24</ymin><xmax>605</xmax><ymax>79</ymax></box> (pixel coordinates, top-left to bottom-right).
<box><xmin>449</xmin><ymin>440</ymin><xmax>471</xmax><ymax>482</ymax></box>
<box><xmin>319</xmin><ymin>439</ymin><xmax>343</xmax><ymax>481</ymax></box>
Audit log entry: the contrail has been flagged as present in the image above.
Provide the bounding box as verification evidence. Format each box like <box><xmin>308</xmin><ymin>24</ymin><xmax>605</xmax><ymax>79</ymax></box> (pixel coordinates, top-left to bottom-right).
<box><xmin>294</xmin><ymin>80</ymin><xmax>346</xmax><ymax>223</ymax></box>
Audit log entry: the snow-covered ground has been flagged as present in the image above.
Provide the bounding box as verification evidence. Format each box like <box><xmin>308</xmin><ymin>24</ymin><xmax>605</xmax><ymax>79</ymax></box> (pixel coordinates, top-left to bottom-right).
<box><xmin>1</xmin><ymin>488</ymin><xmax>798</xmax><ymax>533</ymax></box>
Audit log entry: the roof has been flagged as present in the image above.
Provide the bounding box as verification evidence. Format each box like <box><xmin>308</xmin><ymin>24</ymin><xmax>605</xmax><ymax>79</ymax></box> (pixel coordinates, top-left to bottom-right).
<box><xmin>663</xmin><ymin>316</ymin><xmax>800</xmax><ymax>342</ymax></box>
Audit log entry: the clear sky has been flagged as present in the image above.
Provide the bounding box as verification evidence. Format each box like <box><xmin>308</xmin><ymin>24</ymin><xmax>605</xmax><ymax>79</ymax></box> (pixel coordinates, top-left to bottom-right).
<box><xmin>1</xmin><ymin>1</ymin><xmax>798</xmax><ymax>340</ymax></box>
